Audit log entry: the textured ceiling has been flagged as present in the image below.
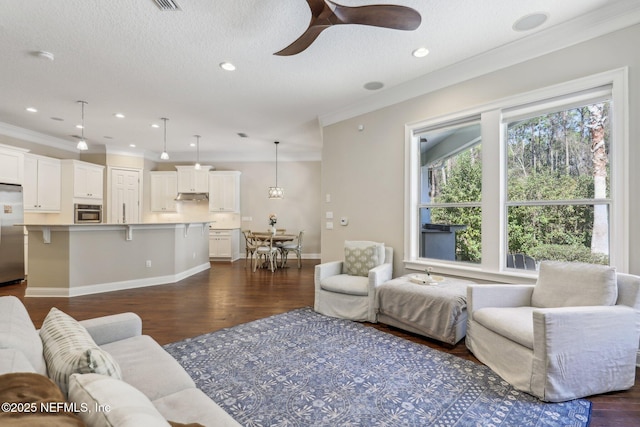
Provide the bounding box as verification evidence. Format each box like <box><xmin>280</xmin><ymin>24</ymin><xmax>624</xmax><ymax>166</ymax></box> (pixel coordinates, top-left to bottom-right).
<box><xmin>0</xmin><ymin>0</ymin><xmax>638</xmax><ymax>162</ymax></box>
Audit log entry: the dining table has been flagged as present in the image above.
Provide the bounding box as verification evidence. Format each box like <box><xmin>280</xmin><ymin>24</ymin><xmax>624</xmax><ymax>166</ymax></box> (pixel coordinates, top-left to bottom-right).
<box><xmin>250</xmin><ymin>232</ymin><xmax>297</xmax><ymax>269</ymax></box>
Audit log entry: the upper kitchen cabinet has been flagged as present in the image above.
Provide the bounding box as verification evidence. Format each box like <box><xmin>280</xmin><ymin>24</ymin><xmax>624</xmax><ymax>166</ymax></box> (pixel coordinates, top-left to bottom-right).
<box><xmin>62</xmin><ymin>159</ymin><xmax>104</xmax><ymax>200</ymax></box>
<box><xmin>150</xmin><ymin>171</ymin><xmax>177</xmax><ymax>212</ymax></box>
<box><xmin>209</xmin><ymin>171</ymin><xmax>241</xmax><ymax>212</ymax></box>
<box><xmin>23</xmin><ymin>154</ymin><xmax>61</xmax><ymax>212</ymax></box>
<box><xmin>176</xmin><ymin>165</ymin><xmax>211</xmax><ymax>193</ymax></box>
<box><xmin>0</xmin><ymin>144</ymin><xmax>27</xmax><ymax>184</ymax></box>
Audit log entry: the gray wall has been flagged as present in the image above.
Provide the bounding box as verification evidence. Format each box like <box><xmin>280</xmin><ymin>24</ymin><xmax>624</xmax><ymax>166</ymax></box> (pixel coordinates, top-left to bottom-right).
<box><xmin>321</xmin><ymin>24</ymin><xmax>640</xmax><ymax>276</ymax></box>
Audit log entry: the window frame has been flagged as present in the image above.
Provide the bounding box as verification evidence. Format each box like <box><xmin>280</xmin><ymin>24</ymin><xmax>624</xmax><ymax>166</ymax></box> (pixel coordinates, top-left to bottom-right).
<box><xmin>404</xmin><ymin>68</ymin><xmax>629</xmax><ymax>281</ymax></box>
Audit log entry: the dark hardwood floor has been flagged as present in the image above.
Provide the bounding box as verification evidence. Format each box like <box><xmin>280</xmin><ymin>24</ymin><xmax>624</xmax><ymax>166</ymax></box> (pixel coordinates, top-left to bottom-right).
<box><xmin>2</xmin><ymin>259</ymin><xmax>638</xmax><ymax>426</ymax></box>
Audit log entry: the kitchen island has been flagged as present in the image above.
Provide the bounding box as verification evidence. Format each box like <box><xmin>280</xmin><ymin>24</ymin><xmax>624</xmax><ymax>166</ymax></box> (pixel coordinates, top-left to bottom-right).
<box><xmin>23</xmin><ymin>222</ymin><xmax>210</xmax><ymax>297</ymax></box>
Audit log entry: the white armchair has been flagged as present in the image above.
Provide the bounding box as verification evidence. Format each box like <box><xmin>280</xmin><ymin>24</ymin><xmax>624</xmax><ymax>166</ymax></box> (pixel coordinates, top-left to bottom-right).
<box><xmin>314</xmin><ymin>241</ymin><xmax>393</xmax><ymax>322</ymax></box>
<box><xmin>466</xmin><ymin>261</ymin><xmax>640</xmax><ymax>402</ymax></box>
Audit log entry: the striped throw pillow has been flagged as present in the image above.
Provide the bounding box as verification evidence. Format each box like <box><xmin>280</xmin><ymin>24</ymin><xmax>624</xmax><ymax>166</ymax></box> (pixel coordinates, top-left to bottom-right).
<box><xmin>39</xmin><ymin>308</ymin><xmax>122</xmax><ymax>396</ymax></box>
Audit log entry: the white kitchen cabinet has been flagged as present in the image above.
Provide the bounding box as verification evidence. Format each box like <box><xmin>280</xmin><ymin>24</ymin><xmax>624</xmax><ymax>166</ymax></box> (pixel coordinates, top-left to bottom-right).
<box><xmin>209</xmin><ymin>229</ymin><xmax>240</xmax><ymax>261</ymax></box>
<box><xmin>209</xmin><ymin>171</ymin><xmax>241</xmax><ymax>212</ymax></box>
<box><xmin>150</xmin><ymin>171</ymin><xmax>178</xmax><ymax>212</ymax></box>
<box><xmin>62</xmin><ymin>160</ymin><xmax>104</xmax><ymax>200</ymax></box>
<box><xmin>0</xmin><ymin>144</ymin><xmax>27</xmax><ymax>185</ymax></box>
<box><xmin>23</xmin><ymin>154</ymin><xmax>61</xmax><ymax>212</ymax></box>
<box><xmin>176</xmin><ymin>165</ymin><xmax>211</xmax><ymax>193</ymax></box>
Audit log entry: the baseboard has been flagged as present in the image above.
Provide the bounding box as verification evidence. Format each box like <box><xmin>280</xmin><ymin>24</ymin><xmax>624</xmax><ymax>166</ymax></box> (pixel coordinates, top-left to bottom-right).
<box><xmin>25</xmin><ymin>262</ymin><xmax>211</xmax><ymax>298</ymax></box>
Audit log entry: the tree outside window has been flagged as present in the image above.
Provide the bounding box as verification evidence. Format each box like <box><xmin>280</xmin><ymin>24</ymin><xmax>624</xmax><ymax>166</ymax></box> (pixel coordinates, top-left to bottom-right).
<box><xmin>505</xmin><ymin>101</ymin><xmax>611</xmax><ymax>266</ymax></box>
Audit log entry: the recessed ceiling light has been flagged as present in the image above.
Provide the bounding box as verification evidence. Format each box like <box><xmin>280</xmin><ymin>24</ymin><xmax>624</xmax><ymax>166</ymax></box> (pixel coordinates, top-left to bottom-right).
<box><xmin>412</xmin><ymin>47</ymin><xmax>430</xmax><ymax>58</ymax></box>
<box><xmin>25</xmin><ymin>107</ymin><xmax>38</xmax><ymax>113</ymax></box>
<box><xmin>363</xmin><ymin>81</ymin><xmax>384</xmax><ymax>91</ymax></box>
<box><xmin>76</xmin><ymin>124</ymin><xmax>84</xmax><ymax>129</ymax></box>
<box><xmin>129</xmin><ymin>144</ymin><xmax>136</xmax><ymax>148</ymax></box>
<box><xmin>151</xmin><ymin>123</ymin><xmax>160</xmax><ymax>128</ymax></box>
<box><xmin>513</xmin><ymin>12</ymin><xmax>548</xmax><ymax>32</ymax></box>
<box><xmin>220</xmin><ymin>62</ymin><xmax>236</xmax><ymax>71</ymax></box>
<box><xmin>104</xmin><ymin>136</ymin><xmax>114</xmax><ymax>139</ymax></box>
<box><xmin>33</xmin><ymin>50</ymin><xmax>54</xmax><ymax>61</ymax></box>
<box><xmin>114</xmin><ymin>113</ymin><xmax>125</xmax><ymax>119</ymax></box>
<box><xmin>190</xmin><ymin>142</ymin><xmax>196</xmax><ymax>147</ymax></box>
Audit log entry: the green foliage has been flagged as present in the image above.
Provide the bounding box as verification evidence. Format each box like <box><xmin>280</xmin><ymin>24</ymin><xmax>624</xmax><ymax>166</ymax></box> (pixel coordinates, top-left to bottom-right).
<box><xmin>529</xmin><ymin>244</ymin><xmax>609</xmax><ymax>265</ymax></box>
<box><xmin>431</xmin><ymin>148</ymin><xmax>482</xmax><ymax>262</ymax></box>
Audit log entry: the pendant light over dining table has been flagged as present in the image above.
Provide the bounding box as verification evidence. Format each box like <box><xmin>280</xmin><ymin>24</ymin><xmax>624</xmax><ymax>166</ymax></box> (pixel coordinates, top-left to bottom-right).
<box><xmin>160</xmin><ymin>117</ymin><xmax>170</xmax><ymax>160</ymax></box>
<box><xmin>194</xmin><ymin>135</ymin><xmax>201</xmax><ymax>170</ymax></box>
<box><xmin>76</xmin><ymin>100</ymin><xmax>88</xmax><ymax>151</ymax></box>
<box><xmin>268</xmin><ymin>140</ymin><xmax>284</xmax><ymax>199</ymax></box>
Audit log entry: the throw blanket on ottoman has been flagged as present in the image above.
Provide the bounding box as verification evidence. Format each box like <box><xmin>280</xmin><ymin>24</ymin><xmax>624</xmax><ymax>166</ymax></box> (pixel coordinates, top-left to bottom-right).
<box><xmin>376</xmin><ymin>276</ymin><xmax>473</xmax><ymax>344</ymax></box>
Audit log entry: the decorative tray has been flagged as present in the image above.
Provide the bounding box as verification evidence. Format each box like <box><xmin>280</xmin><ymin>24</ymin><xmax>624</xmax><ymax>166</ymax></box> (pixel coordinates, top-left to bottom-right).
<box><xmin>408</xmin><ymin>273</ymin><xmax>444</xmax><ymax>285</ymax></box>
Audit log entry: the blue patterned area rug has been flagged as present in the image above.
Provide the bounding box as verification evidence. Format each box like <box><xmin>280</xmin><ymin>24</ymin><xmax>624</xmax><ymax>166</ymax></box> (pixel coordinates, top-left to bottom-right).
<box><xmin>164</xmin><ymin>307</ymin><xmax>591</xmax><ymax>427</ymax></box>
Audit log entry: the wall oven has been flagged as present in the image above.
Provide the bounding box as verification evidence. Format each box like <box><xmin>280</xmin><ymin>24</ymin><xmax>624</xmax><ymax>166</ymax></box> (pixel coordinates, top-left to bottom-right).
<box><xmin>74</xmin><ymin>204</ymin><xmax>102</xmax><ymax>223</ymax></box>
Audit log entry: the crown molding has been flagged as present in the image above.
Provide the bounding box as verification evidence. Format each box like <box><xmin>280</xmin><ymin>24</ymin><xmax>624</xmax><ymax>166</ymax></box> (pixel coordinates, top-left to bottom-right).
<box><xmin>319</xmin><ymin>0</ymin><xmax>640</xmax><ymax>127</ymax></box>
<box><xmin>0</xmin><ymin>121</ymin><xmax>78</xmax><ymax>153</ymax></box>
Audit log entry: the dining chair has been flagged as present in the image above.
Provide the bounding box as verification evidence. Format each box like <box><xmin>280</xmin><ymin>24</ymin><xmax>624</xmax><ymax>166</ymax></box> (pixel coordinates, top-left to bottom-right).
<box><xmin>253</xmin><ymin>234</ymin><xmax>279</xmax><ymax>272</ymax></box>
<box><xmin>279</xmin><ymin>230</ymin><xmax>304</xmax><ymax>268</ymax></box>
<box><xmin>242</xmin><ymin>230</ymin><xmax>258</xmax><ymax>268</ymax></box>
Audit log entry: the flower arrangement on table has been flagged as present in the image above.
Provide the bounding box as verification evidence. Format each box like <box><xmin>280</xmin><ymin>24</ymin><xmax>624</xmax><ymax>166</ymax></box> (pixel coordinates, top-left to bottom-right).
<box><xmin>269</xmin><ymin>214</ymin><xmax>277</xmax><ymax>226</ymax></box>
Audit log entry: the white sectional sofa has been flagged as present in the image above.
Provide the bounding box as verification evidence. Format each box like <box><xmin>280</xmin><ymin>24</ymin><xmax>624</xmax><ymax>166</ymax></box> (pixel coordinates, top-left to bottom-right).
<box><xmin>0</xmin><ymin>296</ymin><xmax>240</xmax><ymax>427</ymax></box>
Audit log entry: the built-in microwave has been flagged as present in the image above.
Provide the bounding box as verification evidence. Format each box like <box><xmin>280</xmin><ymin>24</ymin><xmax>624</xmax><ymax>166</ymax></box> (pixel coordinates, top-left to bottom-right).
<box><xmin>74</xmin><ymin>204</ymin><xmax>102</xmax><ymax>223</ymax></box>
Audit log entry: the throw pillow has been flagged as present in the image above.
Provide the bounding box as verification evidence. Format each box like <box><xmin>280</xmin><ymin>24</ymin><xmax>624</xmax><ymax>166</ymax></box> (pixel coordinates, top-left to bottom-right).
<box><xmin>39</xmin><ymin>308</ymin><xmax>122</xmax><ymax>397</ymax></box>
<box><xmin>344</xmin><ymin>241</ymin><xmax>385</xmax><ymax>277</ymax></box>
<box><xmin>0</xmin><ymin>372</ymin><xmax>86</xmax><ymax>426</ymax></box>
<box><xmin>531</xmin><ymin>261</ymin><xmax>617</xmax><ymax>308</ymax></box>
<box><xmin>68</xmin><ymin>373</ymin><xmax>171</xmax><ymax>427</ymax></box>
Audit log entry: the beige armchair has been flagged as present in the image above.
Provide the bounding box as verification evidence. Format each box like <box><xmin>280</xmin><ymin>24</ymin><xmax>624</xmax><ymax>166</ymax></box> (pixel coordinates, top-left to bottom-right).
<box><xmin>466</xmin><ymin>261</ymin><xmax>640</xmax><ymax>402</ymax></box>
<box><xmin>314</xmin><ymin>241</ymin><xmax>393</xmax><ymax>322</ymax></box>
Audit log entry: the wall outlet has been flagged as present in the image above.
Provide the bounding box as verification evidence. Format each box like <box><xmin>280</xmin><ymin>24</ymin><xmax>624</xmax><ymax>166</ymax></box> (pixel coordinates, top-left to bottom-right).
<box><xmin>145</xmin><ymin>260</ymin><xmax>152</xmax><ymax>268</ymax></box>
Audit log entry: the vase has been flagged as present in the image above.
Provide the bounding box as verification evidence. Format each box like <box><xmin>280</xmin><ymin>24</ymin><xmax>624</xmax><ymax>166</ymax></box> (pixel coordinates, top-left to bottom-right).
<box><xmin>270</xmin><ymin>225</ymin><xmax>276</xmax><ymax>235</ymax></box>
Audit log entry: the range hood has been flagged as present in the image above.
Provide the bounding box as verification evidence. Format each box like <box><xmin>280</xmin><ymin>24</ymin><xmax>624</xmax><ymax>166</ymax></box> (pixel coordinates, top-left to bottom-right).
<box><xmin>175</xmin><ymin>192</ymin><xmax>209</xmax><ymax>202</ymax></box>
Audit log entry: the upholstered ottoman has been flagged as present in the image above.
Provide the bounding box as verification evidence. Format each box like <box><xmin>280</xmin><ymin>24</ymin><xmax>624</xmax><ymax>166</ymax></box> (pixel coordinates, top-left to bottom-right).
<box><xmin>376</xmin><ymin>275</ymin><xmax>475</xmax><ymax>345</ymax></box>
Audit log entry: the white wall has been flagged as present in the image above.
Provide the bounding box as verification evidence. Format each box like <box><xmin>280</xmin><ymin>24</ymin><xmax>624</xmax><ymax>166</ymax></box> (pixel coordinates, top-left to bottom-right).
<box><xmin>321</xmin><ymin>24</ymin><xmax>640</xmax><ymax>276</ymax></box>
<box><xmin>144</xmin><ymin>160</ymin><xmax>321</xmax><ymax>257</ymax></box>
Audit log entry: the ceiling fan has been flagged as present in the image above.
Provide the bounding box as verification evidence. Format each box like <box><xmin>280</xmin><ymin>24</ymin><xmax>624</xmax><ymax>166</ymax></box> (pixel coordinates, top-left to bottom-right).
<box><xmin>275</xmin><ymin>0</ymin><xmax>422</xmax><ymax>56</ymax></box>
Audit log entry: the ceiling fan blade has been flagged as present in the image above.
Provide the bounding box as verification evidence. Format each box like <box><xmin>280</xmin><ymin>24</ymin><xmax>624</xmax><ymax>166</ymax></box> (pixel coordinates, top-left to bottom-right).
<box><xmin>329</xmin><ymin>1</ymin><xmax>421</xmax><ymax>31</ymax></box>
<box><xmin>274</xmin><ymin>25</ymin><xmax>328</xmax><ymax>56</ymax></box>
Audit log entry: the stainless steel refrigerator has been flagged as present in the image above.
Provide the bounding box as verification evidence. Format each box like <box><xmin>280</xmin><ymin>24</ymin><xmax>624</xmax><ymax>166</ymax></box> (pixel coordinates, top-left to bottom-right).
<box><xmin>0</xmin><ymin>183</ymin><xmax>24</xmax><ymax>285</ymax></box>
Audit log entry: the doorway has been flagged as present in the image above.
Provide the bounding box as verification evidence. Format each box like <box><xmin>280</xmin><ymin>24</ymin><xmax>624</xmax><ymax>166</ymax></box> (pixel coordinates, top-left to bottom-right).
<box><xmin>110</xmin><ymin>168</ymin><xmax>141</xmax><ymax>224</ymax></box>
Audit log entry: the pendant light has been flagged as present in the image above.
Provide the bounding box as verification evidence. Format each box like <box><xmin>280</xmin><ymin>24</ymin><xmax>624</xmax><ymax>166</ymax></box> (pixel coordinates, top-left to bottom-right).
<box><xmin>194</xmin><ymin>135</ymin><xmax>201</xmax><ymax>170</ymax></box>
<box><xmin>76</xmin><ymin>101</ymin><xmax>88</xmax><ymax>151</ymax></box>
<box><xmin>160</xmin><ymin>117</ymin><xmax>170</xmax><ymax>160</ymax></box>
<box><xmin>268</xmin><ymin>141</ymin><xmax>284</xmax><ymax>199</ymax></box>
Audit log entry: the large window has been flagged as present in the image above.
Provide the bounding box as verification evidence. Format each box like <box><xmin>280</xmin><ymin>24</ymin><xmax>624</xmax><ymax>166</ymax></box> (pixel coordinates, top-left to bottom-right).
<box><xmin>505</xmin><ymin>101</ymin><xmax>611</xmax><ymax>267</ymax></box>
<box><xmin>406</xmin><ymin>70</ymin><xmax>628</xmax><ymax>280</ymax></box>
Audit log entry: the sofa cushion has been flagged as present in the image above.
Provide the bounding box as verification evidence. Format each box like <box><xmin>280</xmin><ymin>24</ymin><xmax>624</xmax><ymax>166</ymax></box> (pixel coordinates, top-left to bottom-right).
<box><xmin>0</xmin><ymin>296</ymin><xmax>46</xmax><ymax>375</ymax></box>
<box><xmin>0</xmin><ymin>372</ymin><xmax>86</xmax><ymax>426</ymax></box>
<box><xmin>154</xmin><ymin>388</ymin><xmax>240</xmax><ymax>427</ymax></box>
<box><xmin>101</xmin><ymin>335</ymin><xmax>195</xmax><ymax>401</ymax></box>
<box><xmin>69</xmin><ymin>373</ymin><xmax>171</xmax><ymax>427</ymax></box>
<box><xmin>39</xmin><ymin>308</ymin><xmax>122</xmax><ymax>396</ymax></box>
<box><xmin>532</xmin><ymin>261</ymin><xmax>617</xmax><ymax>308</ymax></box>
<box><xmin>344</xmin><ymin>241</ymin><xmax>385</xmax><ymax>277</ymax></box>
<box><xmin>473</xmin><ymin>307</ymin><xmax>535</xmax><ymax>349</ymax></box>
<box><xmin>320</xmin><ymin>274</ymin><xmax>369</xmax><ymax>296</ymax></box>
<box><xmin>0</xmin><ymin>349</ymin><xmax>36</xmax><ymax>375</ymax></box>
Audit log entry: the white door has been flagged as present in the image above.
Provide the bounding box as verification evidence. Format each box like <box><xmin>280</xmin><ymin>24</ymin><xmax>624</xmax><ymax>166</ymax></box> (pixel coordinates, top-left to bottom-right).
<box><xmin>111</xmin><ymin>169</ymin><xmax>140</xmax><ymax>224</ymax></box>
